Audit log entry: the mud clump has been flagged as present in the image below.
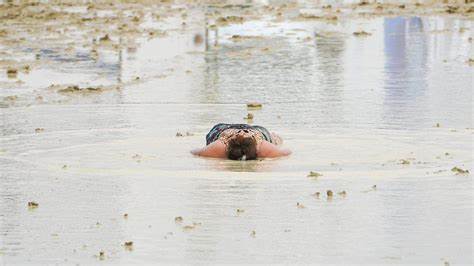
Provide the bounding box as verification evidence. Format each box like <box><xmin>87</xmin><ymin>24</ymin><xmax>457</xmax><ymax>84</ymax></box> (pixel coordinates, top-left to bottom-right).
<box><xmin>182</xmin><ymin>222</ymin><xmax>201</xmax><ymax>231</ymax></box>
<box><xmin>247</xmin><ymin>102</ymin><xmax>263</xmax><ymax>109</ymax></box>
<box><xmin>35</xmin><ymin>128</ymin><xmax>44</xmax><ymax>133</ymax></box>
<box><xmin>123</xmin><ymin>241</ymin><xmax>133</xmax><ymax>251</ymax></box>
<box><xmin>244</xmin><ymin>113</ymin><xmax>254</xmax><ymax>120</ymax></box>
<box><xmin>353</xmin><ymin>31</ymin><xmax>372</xmax><ymax>37</ymax></box>
<box><xmin>326</xmin><ymin>190</ymin><xmax>333</xmax><ymax>198</ymax></box>
<box><xmin>174</xmin><ymin>216</ymin><xmax>183</xmax><ymax>223</ymax></box>
<box><xmin>236</xmin><ymin>208</ymin><xmax>245</xmax><ymax>214</ymax></box>
<box><xmin>451</xmin><ymin>167</ymin><xmax>469</xmax><ymax>175</ymax></box>
<box><xmin>123</xmin><ymin>213</ymin><xmax>128</xmax><ymax>219</ymax></box>
<box><xmin>399</xmin><ymin>159</ymin><xmax>410</xmax><ymax>165</ymax></box>
<box><xmin>27</xmin><ymin>201</ymin><xmax>39</xmax><ymax>209</ymax></box>
<box><xmin>296</xmin><ymin>202</ymin><xmax>305</xmax><ymax>208</ymax></box>
<box><xmin>250</xmin><ymin>230</ymin><xmax>256</xmax><ymax>237</ymax></box>
<box><xmin>57</xmin><ymin>85</ymin><xmax>104</xmax><ymax>94</ymax></box>
<box><xmin>216</xmin><ymin>16</ymin><xmax>243</xmax><ymax>25</ymax></box>
<box><xmin>307</xmin><ymin>171</ymin><xmax>322</xmax><ymax>178</ymax></box>
<box><xmin>338</xmin><ymin>191</ymin><xmax>347</xmax><ymax>197</ymax></box>
<box><xmin>6</xmin><ymin>67</ymin><xmax>18</xmax><ymax>78</ymax></box>
<box><xmin>312</xmin><ymin>192</ymin><xmax>320</xmax><ymax>198</ymax></box>
<box><xmin>98</xmin><ymin>251</ymin><xmax>105</xmax><ymax>260</ymax></box>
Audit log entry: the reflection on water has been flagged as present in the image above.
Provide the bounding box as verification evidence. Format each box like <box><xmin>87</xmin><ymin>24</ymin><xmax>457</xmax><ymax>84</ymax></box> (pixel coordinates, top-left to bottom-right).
<box><xmin>383</xmin><ymin>17</ymin><xmax>429</xmax><ymax>129</ymax></box>
<box><xmin>0</xmin><ymin>10</ymin><xmax>472</xmax><ymax>265</ymax></box>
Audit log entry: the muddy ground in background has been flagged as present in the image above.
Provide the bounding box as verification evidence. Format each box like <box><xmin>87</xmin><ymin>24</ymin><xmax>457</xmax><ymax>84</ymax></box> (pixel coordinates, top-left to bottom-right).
<box><xmin>0</xmin><ymin>0</ymin><xmax>473</xmax><ymax>265</ymax></box>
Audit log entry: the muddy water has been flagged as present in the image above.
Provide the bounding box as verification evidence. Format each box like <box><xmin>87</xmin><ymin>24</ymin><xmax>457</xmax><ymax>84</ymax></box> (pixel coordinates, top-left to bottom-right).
<box><xmin>0</xmin><ymin>7</ymin><xmax>472</xmax><ymax>265</ymax></box>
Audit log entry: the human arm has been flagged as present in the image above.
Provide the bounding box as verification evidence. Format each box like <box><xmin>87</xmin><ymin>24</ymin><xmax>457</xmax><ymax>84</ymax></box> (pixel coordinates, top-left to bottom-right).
<box><xmin>256</xmin><ymin>141</ymin><xmax>291</xmax><ymax>158</ymax></box>
<box><xmin>191</xmin><ymin>141</ymin><xmax>227</xmax><ymax>158</ymax></box>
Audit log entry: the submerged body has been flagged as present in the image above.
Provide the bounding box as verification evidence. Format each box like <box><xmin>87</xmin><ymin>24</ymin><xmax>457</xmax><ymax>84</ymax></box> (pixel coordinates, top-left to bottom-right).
<box><xmin>192</xmin><ymin>123</ymin><xmax>291</xmax><ymax>160</ymax></box>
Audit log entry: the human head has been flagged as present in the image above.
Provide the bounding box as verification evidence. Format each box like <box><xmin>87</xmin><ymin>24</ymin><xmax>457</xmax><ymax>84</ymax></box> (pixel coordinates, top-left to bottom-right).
<box><xmin>226</xmin><ymin>133</ymin><xmax>257</xmax><ymax>160</ymax></box>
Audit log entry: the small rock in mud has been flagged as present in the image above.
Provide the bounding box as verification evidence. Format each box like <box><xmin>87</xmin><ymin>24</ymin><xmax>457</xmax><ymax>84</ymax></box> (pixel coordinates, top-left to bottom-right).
<box><xmin>244</xmin><ymin>113</ymin><xmax>254</xmax><ymax>120</ymax></box>
<box><xmin>236</xmin><ymin>208</ymin><xmax>245</xmax><ymax>214</ymax></box>
<box><xmin>296</xmin><ymin>202</ymin><xmax>305</xmax><ymax>208</ymax></box>
<box><xmin>6</xmin><ymin>68</ymin><xmax>17</xmax><ymax>78</ymax></box>
<box><xmin>353</xmin><ymin>31</ymin><xmax>372</xmax><ymax>37</ymax></box>
<box><xmin>123</xmin><ymin>213</ymin><xmax>128</xmax><ymax>219</ymax></box>
<box><xmin>326</xmin><ymin>190</ymin><xmax>333</xmax><ymax>198</ymax></box>
<box><xmin>451</xmin><ymin>167</ymin><xmax>469</xmax><ymax>175</ymax></box>
<box><xmin>250</xmin><ymin>230</ymin><xmax>256</xmax><ymax>237</ymax></box>
<box><xmin>312</xmin><ymin>192</ymin><xmax>320</xmax><ymax>198</ymax></box>
<box><xmin>183</xmin><ymin>222</ymin><xmax>201</xmax><ymax>231</ymax></box>
<box><xmin>27</xmin><ymin>201</ymin><xmax>39</xmax><ymax>209</ymax></box>
<box><xmin>435</xmin><ymin>123</ymin><xmax>441</xmax><ymax>127</ymax></box>
<box><xmin>399</xmin><ymin>159</ymin><xmax>410</xmax><ymax>165</ymax></box>
<box><xmin>193</xmin><ymin>34</ymin><xmax>203</xmax><ymax>45</ymax></box>
<box><xmin>57</xmin><ymin>85</ymin><xmax>103</xmax><ymax>94</ymax></box>
<box><xmin>247</xmin><ymin>102</ymin><xmax>262</xmax><ymax>109</ymax></box>
<box><xmin>21</xmin><ymin>65</ymin><xmax>30</xmax><ymax>73</ymax></box>
<box><xmin>123</xmin><ymin>241</ymin><xmax>133</xmax><ymax>250</ymax></box>
<box><xmin>99</xmin><ymin>34</ymin><xmax>111</xmax><ymax>42</ymax></box>
<box><xmin>216</xmin><ymin>16</ymin><xmax>244</xmax><ymax>25</ymax></box>
<box><xmin>174</xmin><ymin>216</ymin><xmax>183</xmax><ymax>223</ymax></box>
<box><xmin>35</xmin><ymin>128</ymin><xmax>44</xmax><ymax>133</ymax></box>
<box><xmin>98</xmin><ymin>251</ymin><xmax>105</xmax><ymax>260</ymax></box>
<box><xmin>338</xmin><ymin>191</ymin><xmax>347</xmax><ymax>197</ymax></box>
<box><xmin>307</xmin><ymin>171</ymin><xmax>322</xmax><ymax>178</ymax></box>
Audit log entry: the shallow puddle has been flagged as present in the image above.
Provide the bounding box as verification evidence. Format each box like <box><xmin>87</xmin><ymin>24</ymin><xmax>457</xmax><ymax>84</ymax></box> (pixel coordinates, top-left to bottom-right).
<box><xmin>0</xmin><ymin>1</ymin><xmax>472</xmax><ymax>265</ymax></box>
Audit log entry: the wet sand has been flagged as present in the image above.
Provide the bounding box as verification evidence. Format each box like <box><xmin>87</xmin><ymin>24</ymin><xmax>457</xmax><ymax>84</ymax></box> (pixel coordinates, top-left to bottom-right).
<box><xmin>0</xmin><ymin>0</ymin><xmax>473</xmax><ymax>265</ymax></box>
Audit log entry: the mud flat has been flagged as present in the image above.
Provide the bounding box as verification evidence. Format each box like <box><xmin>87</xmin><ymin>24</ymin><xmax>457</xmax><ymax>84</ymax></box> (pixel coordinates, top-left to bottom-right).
<box><xmin>0</xmin><ymin>0</ymin><xmax>472</xmax><ymax>265</ymax></box>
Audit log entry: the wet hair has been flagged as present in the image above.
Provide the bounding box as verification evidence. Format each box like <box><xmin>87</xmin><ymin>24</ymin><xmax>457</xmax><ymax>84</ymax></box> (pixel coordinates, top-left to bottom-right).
<box><xmin>226</xmin><ymin>134</ymin><xmax>257</xmax><ymax>160</ymax></box>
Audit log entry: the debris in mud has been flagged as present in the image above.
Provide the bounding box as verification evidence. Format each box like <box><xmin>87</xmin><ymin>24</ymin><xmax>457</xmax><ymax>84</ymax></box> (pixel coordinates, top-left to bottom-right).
<box><xmin>244</xmin><ymin>113</ymin><xmax>254</xmax><ymax>120</ymax></box>
<box><xmin>307</xmin><ymin>171</ymin><xmax>322</xmax><ymax>178</ymax></box>
<box><xmin>338</xmin><ymin>191</ymin><xmax>347</xmax><ymax>197</ymax></box>
<box><xmin>174</xmin><ymin>216</ymin><xmax>183</xmax><ymax>223</ymax></box>
<box><xmin>176</xmin><ymin>132</ymin><xmax>184</xmax><ymax>137</ymax></box>
<box><xmin>372</xmin><ymin>185</ymin><xmax>377</xmax><ymax>190</ymax></box>
<box><xmin>132</xmin><ymin>154</ymin><xmax>141</xmax><ymax>162</ymax></box>
<box><xmin>193</xmin><ymin>34</ymin><xmax>203</xmax><ymax>45</ymax></box>
<box><xmin>247</xmin><ymin>102</ymin><xmax>262</xmax><ymax>109</ymax></box>
<box><xmin>99</xmin><ymin>34</ymin><xmax>111</xmax><ymax>42</ymax></box>
<box><xmin>3</xmin><ymin>95</ymin><xmax>18</xmax><ymax>102</ymax></box>
<box><xmin>123</xmin><ymin>213</ymin><xmax>128</xmax><ymax>219</ymax></box>
<box><xmin>35</xmin><ymin>128</ymin><xmax>44</xmax><ymax>133</ymax></box>
<box><xmin>182</xmin><ymin>222</ymin><xmax>201</xmax><ymax>231</ymax></box>
<box><xmin>123</xmin><ymin>241</ymin><xmax>133</xmax><ymax>251</ymax></box>
<box><xmin>299</xmin><ymin>13</ymin><xmax>338</xmax><ymax>21</ymax></box>
<box><xmin>98</xmin><ymin>251</ymin><xmax>105</xmax><ymax>260</ymax></box>
<box><xmin>399</xmin><ymin>159</ymin><xmax>410</xmax><ymax>165</ymax></box>
<box><xmin>326</xmin><ymin>190</ymin><xmax>333</xmax><ymax>198</ymax></box>
<box><xmin>250</xmin><ymin>230</ymin><xmax>256</xmax><ymax>237</ymax></box>
<box><xmin>435</xmin><ymin>123</ymin><xmax>441</xmax><ymax>127</ymax></box>
<box><xmin>353</xmin><ymin>31</ymin><xmax>372</xmax><ymax>37</ymax></box>
<box><xmin>445</xmin><ymin>6</ymin><xmax>459</xmax><ymax>14</ymax></box>
<box><xmin>27</xmin><ymin>201</ymin><xmax>39</xmax><ymax>209</ymax></box>
<box><xmin>451</xmin><ymin>167</ymin><xmax>469</xmax><ymax>175</ymax></box>
<box><xmin>216</xmin><ymin>16</ymin><xmax>244</xmax><ymax>25</ymax></box>
<box><xmin>21</xmin><ymin>65</ymin><xmax>30</xmax><ymax>73</ymax></box>
<box><xmin>467</xmin><ymin>59</ymin><xmax>474</xmax><ymax>66</ymax></box>
<box><xmin>62</xmin><ymin>164</ymin><xmax>67</xmax><ymax>169</ymax></box>
<box><xmin>296</xmin><ymin>202</ymin><xmax>305</xmax><ymax>208</ymax></box>
<box><xmin>6</xmin><ymin>67</ymin><xmax>17</xmax><ymax>78</ymax></box>
<box><xmin>57</xmin><ymin>85</ymin><xmax>104</xmax><ymax>94</ymax></box>
<box><xmin>312</xmin><ymin>192</ymin><xmax>320</xmax><ymax>198</ymax></box>
<box><xmin>236</xmin><ymin>208</ymin><xmax>245</xmax><ymax>214</ymax></box>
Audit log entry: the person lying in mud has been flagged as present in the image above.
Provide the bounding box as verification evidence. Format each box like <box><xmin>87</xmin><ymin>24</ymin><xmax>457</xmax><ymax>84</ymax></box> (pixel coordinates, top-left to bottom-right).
<box><xmin>191</xmin><ymin>123</ymin><xmax>291</xmax><ymax>160</ymax></box>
